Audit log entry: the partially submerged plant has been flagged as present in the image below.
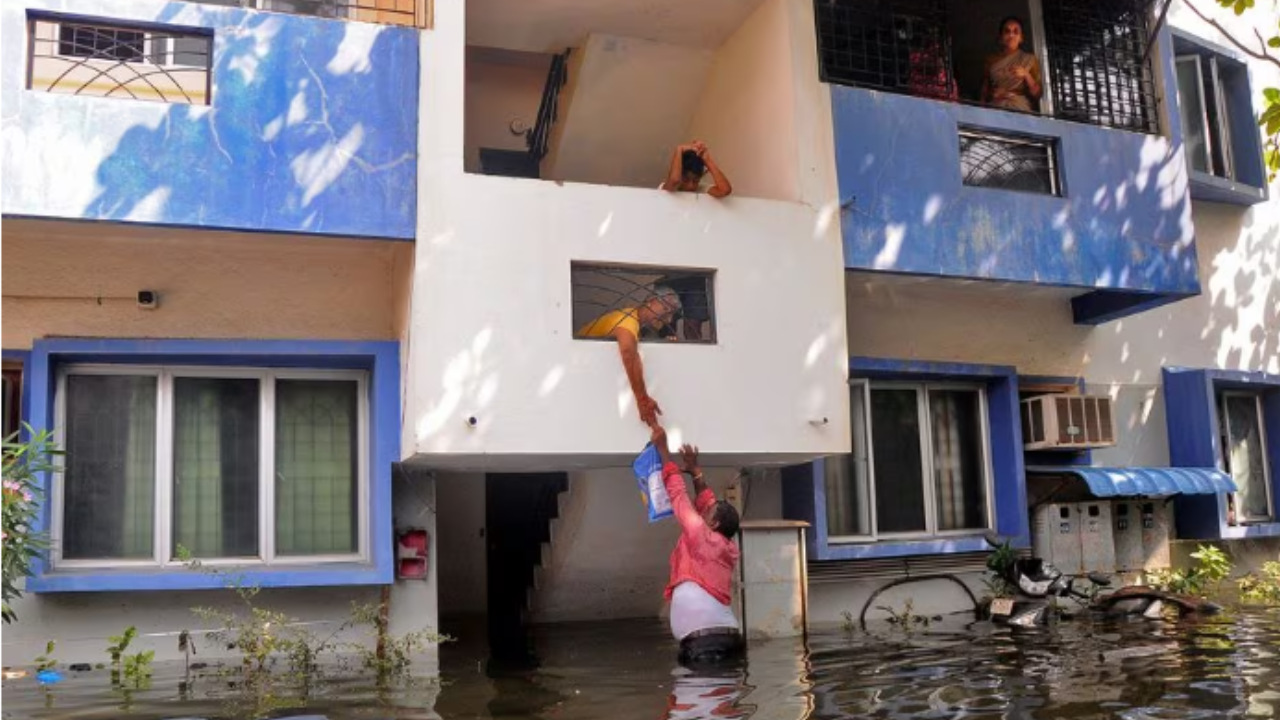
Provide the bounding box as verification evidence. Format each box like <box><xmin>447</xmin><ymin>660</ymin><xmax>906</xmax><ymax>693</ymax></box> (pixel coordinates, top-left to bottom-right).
<box><xmin>1238</xmin><ymin>561</ymin><xmax>1280</xmax><ymax>606</ymax></box>
<box><xmin>34</xmin><ymin>640</ymin><xmax>57</xmax><ymax>672</ymax></box>
<box><xmin>1145</xmin><ymin>544</ymin><xmax>1234</xmax><ymax>598</ymax></box>
<box><xmin>875</xmin><ymin>598</ymin><xmax>932</xmax><ymax>631</ymax></box>
<box><xmin>3</xmin><ymin>428</ymin><xmax>60</xmax><ymax>624</ymax></box>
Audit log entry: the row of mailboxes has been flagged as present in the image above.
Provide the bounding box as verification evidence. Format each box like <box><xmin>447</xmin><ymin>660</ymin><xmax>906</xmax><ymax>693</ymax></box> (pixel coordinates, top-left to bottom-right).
<box><xmin>1031</xmin><ymin>500</ymin><xmax>1172</xmax><ymax>576</ymax></box>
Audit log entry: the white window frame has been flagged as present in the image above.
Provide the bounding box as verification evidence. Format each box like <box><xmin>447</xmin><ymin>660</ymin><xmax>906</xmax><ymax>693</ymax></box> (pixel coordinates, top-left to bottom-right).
<box><xmin>828</xmin><ymin>380</ymin><xmax>995</xmax><ymax>544</ymax></box>
<box><xmin>1176</xmin><ymin>52</ymin><xmax>1239</xmax><ymax>181</ymax></box>
<box><xmin>1027</xmin><ymin>0</ymin><xmax>1055</xmax><ymax>116</ymax></box>
<box><xmin>1220</xmin><ymin>390</ymin><xmax>1274</xmax><ymax>524</ymax></box>
<box><xmin>51</xmin><ymin>364</ymin><xmax>370</xmax><ymax>570</ymax></box>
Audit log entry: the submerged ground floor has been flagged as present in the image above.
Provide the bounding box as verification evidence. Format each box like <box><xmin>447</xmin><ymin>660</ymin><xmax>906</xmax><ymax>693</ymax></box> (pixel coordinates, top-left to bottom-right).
<box><xmin>5</xmin><ymin>607</ymin><xmax>1280</xmax><ymax>720</ymax></box>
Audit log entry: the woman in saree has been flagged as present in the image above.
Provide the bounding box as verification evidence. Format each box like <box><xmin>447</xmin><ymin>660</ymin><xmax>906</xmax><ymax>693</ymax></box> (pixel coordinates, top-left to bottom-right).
<box><xmin>982</xmin><ymin>16</ymin><xmax>1042</xmax><ymax>112</ymax></box>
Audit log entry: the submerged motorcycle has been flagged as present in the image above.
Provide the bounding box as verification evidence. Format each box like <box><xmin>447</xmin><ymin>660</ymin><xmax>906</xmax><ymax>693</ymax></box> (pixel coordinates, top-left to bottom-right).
<box><xmin>984</xmin><ymin>537</ymin><xmax>1221</xmax><ymax>627</ymax></box>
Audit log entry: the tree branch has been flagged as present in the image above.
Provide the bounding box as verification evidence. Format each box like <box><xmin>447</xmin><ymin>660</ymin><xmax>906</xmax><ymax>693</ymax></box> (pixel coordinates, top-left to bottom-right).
<box><xmin>1182</xmin><ymin>0</ymin><xmax>1280</xmax><ymax>71</ymax></box>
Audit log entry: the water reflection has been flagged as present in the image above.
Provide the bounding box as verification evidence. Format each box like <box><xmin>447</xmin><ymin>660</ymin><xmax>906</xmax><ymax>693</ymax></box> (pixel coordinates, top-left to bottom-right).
<box><xmin>4</xmin><ymin>609</ymin><xmax>1280</xmax><ymax>720</ymax></box>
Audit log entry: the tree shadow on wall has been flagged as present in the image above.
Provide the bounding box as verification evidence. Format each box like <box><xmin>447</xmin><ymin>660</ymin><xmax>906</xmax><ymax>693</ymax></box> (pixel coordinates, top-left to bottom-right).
<box><xmin>82</xmin><ymin>5</ymin><xmax>417</xmax><ymax>238</ymax></box>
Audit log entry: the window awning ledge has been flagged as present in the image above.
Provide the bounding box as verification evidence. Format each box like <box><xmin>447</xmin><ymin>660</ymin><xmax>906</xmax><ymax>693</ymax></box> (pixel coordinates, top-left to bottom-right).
<box><xmin>1027</xmin><ymin>466</ymin><xmax>1237</xmax><ymax>497</ymax></box>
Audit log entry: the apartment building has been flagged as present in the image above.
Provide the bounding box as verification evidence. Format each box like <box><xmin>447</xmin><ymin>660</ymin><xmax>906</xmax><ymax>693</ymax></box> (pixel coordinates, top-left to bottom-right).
<box><xmin>1</xmin><ymin>0</ymin><xmax>1275</xmax><ymax>663</ymax></box>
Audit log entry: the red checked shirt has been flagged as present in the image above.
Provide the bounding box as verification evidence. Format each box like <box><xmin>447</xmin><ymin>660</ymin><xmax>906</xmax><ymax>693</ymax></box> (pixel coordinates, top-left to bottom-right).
<box><xmin>661</xmin><ymin>461</ymin><xmax>739</xmax><ymax>606</ymax></box>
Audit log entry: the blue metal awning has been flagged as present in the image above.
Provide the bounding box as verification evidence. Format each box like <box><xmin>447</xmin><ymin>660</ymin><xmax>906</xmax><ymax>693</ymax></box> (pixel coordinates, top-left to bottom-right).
<box><xmin>1026</xmin><ymin>466</ymin><xmax>1238</xmax><ymax>497</ymax></box>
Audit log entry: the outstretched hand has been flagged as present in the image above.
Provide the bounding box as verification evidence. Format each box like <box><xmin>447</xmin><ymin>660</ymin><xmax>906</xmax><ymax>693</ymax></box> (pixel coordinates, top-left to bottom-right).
<box><xmin>679</xmin><ymin>443</ymin><xmax>700</xmax><ymax>473</ymax></box>
<box><xmin>638</xmin><ymin>394</ymin><xmax>662</xmax><ymax>427</ymax></box>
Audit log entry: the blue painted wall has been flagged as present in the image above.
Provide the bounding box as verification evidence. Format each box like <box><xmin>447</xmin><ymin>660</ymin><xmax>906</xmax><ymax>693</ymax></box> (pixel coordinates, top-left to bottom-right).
<box><xmin>22</xmin><ymin>338</ymin><xmax>399</xmax><ymax>591</ymax></box>
<box><xmin>1</xmin><ymin>1</ymin><xmax>418</xmax><ymax>240</ymax></box>
<box><xmin>830</xmin><ymin>31</ymin><xmax>1200</xmax><ymax>300</ymax></box>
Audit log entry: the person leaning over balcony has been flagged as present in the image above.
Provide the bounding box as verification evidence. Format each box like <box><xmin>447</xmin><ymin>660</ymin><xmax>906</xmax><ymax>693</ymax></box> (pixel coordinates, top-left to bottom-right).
<box><xmin>649</xmin><ymin>424</ymin><xmax>744</xmax><ymax>667</ymax></box>
<box><xmin>981</xmin><ymin>16</ymin><xmax>1042</xmax><ymax>113</ymax></box>
<box><xmin>578</xmin><ymin>286</ymin><xmax>681</xmax><ymax>427</ymax></box>
<box><xmin>662</xmin><ymin>141</ymin><xmax>733</xmax><ymax>198</ymax></box>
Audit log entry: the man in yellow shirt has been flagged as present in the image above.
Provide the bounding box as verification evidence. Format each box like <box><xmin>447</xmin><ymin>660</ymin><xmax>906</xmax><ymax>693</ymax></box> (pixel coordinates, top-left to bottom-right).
<box><xmin>579</xmin><ymin>286</ymin><xmax>681</xmax><ymax>427</ymax></box>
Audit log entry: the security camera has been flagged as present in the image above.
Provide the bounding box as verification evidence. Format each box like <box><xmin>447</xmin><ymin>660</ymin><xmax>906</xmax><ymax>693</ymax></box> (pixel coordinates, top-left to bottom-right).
<box><xmin>137</xmin><ymin>290</ymin><xmax>159</xmax><ymax>310</ymax></box>
<box><xmin>466</xmin><ymin>415</ymin><xmax>478</xmax><ymax>428</ymax></box>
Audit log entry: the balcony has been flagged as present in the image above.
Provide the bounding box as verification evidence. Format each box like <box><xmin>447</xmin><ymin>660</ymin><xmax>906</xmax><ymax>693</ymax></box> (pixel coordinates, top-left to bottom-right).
<box><xmin>1</xmin><ymin>0</ymin><xmax>419</xmax><ymax>240</ymax></box>
<box><xmin>403</xmin><ymin>173</ymin><xmax>852</xmax><ymax>469</ymax></box>
<box><xmin>398</xmin><ymin>0</ymin><xmax>851</xmax><ymax>468</ymax></box>
<box><xmin>818</xmin><ymin>0</ymin><xmax>1203</xmax><ymax>324</ymax></box>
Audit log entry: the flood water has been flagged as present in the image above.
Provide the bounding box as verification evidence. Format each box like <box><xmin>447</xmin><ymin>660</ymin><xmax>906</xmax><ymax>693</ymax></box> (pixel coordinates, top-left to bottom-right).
<box><xmin>4</xmin><ymin>608</ymin><xmax>1280</xmax><ymax>720</ymax></box>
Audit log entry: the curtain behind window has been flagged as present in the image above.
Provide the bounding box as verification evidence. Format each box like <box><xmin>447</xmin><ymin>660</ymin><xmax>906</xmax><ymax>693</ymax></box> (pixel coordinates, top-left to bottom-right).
<box><xmin>825</xmin><ymin>386</ymin><xmax>873</xmax><ymax>537</ymax></box>
<box><xmin>871</xmin><ymin>388</ymin><xmax>927</xmax><ymax>534</ymax></box>
<box><xmin>173</xmin><ymin>378</ymin><xmax>260</xmax><ymax>558</ymax></box>
<box><xmin>63</xmin><ymin>375</ymin><xmax>156</xmax><ymax>560</ymax></box>
<box><xmin>1224</xmin><ymin>395</ymin><xmax>1270</xmax><ymax>521</ymax></box>
<box><xmin>929</xmin><ymin>389</ymin><xmax>986</xmax><ymax>531</ymax></box>
<box><xmin>275</xmin><ymin>380</ymin><xmax>358</xmax><ymax>555</ymax></box>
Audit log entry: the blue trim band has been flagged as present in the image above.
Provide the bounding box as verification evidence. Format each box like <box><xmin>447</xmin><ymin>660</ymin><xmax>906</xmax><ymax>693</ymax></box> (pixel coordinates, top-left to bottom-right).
<box><xmin>24</xmin><ymin>338</ymin><xmax>399</xmax><ymax>592</ymax></box>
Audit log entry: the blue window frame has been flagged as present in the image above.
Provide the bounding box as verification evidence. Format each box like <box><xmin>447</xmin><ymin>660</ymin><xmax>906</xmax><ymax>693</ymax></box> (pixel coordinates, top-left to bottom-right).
<box><xmin>23</xmin><ymin>338</ymin><xmax>399</xmax><ymax>591</ymax></box>
<box><xmin>1164</xmin><ymin>367</ymin><xmax>1280</xmax><ymax>540</ymax></box>
<box><xmin>1172</xmin><ymin>29</ymin><xmax>1269</xmax><ymax>205</ymax></box>
<box><xmin>783</xmin><ymin>357</ymin><xmax>1029</xmax><ymax>560</ymax></box>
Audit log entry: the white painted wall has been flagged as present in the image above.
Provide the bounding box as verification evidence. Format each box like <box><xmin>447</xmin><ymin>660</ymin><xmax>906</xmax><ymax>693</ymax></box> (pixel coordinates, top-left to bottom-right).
<box><xmin>686</xmin><ymin>0</ymin><xmax>800</xmax><ymax>203</ymax></box>
<box><xmin>410</xmin><ymin>0</ymin><xmax>850</xmax><ymax>469</ymax></box>
<box><xmin>844</xmin><ymin>194</ymin><xmax>1277</xmax><ymax>471</ymax></box>
<box><xmin>464</xmin><ymin>48</ymin><xmax>550</xmax><ymax>174</ymax></box>
<box><xmin>542</xmin><ymin>34</ymin><xmax>714</xmax><ymax>190</ymax></box>
<box><xmin>529</xmin><ymin>465</ymin><xmax>748</xmax><ymax>623</ymax></box>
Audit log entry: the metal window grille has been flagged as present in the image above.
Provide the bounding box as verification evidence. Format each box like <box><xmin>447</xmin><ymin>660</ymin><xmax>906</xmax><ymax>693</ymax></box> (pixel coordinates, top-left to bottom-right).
<box><xmin>58</xmin><ymin>24</ymin><xmax>144</xmax><ymax>62</ymax></box>
<box><xmin>959</xmin><ymin>128</ymin><xmax>1061</xmax><ymax>196</ymax></box>
<box><xmin>1041</xmin><ymin>0</ymin><xmax>1159</xmax><ymax>134</ymax></box>
<box><xmin>29</xmin><ymin>17</ymin><xmax>212</xmax><ymax>105</ymax></box>
<box><xmin>571</xmin><ymin>263</ymin><xmax>716</xmax><ymax>344</ymax></box>
<box><xmin>814</xmin><ymin>0</ymin><xmax>956</xmax><ymax>101</ymax></box>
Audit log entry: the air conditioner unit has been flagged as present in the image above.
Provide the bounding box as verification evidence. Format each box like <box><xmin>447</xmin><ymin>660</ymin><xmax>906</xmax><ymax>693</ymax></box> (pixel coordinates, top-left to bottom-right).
<box><xmin>1020</xmin><ymin>394</ymin><xmax>1116</xmax><ymax>450</ymax></box>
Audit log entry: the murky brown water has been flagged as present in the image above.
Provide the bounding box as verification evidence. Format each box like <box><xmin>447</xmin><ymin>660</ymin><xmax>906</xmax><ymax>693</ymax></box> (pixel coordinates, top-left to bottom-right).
<box><xmin>5</xmin><ymin>607</ymin><xmax>1280</xmax><ymax>720</ymax></box>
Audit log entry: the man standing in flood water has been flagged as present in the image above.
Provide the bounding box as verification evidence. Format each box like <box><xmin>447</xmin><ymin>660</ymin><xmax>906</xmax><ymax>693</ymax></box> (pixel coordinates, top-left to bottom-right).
<box><xmin>650</xmin><ymin>425</ymin><xmax>745</xmax><ymax>665</ymax></box>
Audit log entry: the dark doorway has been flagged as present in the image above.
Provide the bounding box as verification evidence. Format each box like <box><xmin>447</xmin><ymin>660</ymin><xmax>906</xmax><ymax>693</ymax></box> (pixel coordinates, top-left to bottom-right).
<box><xmin>485</xmin><ymin>472</ymin><xmax>569</xmax><ymax>670</ymax></box>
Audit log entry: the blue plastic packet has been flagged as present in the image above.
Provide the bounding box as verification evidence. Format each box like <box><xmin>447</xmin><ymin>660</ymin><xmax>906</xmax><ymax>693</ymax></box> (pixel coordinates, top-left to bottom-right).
<box><xmin>632</xmin><ymin>443</ymin><xmax>674</xmax><ymax>523</ymax></box>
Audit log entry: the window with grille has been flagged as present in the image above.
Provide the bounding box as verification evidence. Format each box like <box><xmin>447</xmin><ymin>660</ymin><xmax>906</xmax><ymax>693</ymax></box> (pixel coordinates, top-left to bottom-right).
<box><xmin>572</xmin><ymin>263</ymin><xmax>716</xmax><ymax>344</ymax></box>
<box><xmin>53</xmin><ymin>366</ymin><xmax>367</xmax><ymax>566</ymax></box>
<box><xmin>1041</xmin><ymin>0</ymin><xmax>1159</xmax><ymax>134</ymax></box>
<box><xmin>959</xmin><ymin>128</ymin><xmax>1060</xmax><ymax>195</ymax></box>
<box><xmin>29</xmin><ymin>17</ymin><xmax>212</xmax><ymax>105</ymax></box>
<box><xmin>814</xmin><ymin>0</ymin><xmax>957</xmax><ymax>101</ymax></box>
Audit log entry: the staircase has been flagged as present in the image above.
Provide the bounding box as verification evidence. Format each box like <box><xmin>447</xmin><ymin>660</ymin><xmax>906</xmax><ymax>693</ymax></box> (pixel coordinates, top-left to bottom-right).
<box><xmin>485</xmin><ymin>472</ymin><xmax>568</xmax><ymax>661</ymax></box>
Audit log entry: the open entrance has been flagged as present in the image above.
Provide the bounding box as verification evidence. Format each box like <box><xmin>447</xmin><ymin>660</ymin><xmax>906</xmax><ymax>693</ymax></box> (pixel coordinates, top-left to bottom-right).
<box><xmin>485</xmin><ymin>472</ymin><xmax>569</xmax><ymax>668</ymax></box>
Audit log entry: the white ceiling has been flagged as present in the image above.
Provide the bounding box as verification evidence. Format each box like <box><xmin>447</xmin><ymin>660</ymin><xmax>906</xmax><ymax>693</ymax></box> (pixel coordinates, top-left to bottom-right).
<box><xmin>466</xmin><ymin>0</ymin><xmax>769</xmax><ymax>52</ymax></box>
